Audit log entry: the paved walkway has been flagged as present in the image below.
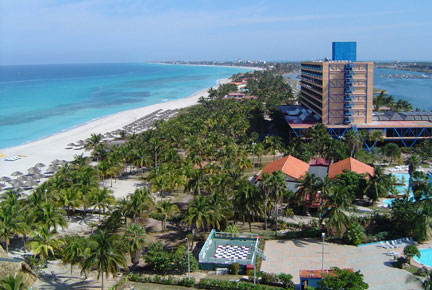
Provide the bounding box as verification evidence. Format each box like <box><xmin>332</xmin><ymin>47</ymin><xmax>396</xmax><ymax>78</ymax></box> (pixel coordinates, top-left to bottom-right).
<box><xmin>261</xmin><ymin>238</ymin><xmax>420</xmax><ymax>290</ymax></box>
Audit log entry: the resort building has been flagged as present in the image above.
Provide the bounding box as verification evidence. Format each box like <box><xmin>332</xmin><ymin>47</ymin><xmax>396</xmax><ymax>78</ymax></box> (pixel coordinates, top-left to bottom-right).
<box><xmin>300</xmin><ymin>42</ymin><xmax>373</xmax><ymax>125</ymax></box>
<box><xmin>283</xmin><ymin>42</ymin><xmax>432</xmax><ymax>147</ymax></box>
<box><xmin>255</xmin><ymin>155</ymin><xmax>372</xmax><ymax>194</ymax></box>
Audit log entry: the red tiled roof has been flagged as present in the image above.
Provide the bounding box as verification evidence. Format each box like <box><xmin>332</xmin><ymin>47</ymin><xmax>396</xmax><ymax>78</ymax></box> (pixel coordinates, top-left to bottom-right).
<box><xmin>256</xmin><ymin>155</ymin><xmax>309</xmax><ymax>180</ymax></box>
<box><xmin>328</xmin><ymin>157</ymin><xmax>374</xmax><ymax>179</ymax></box>
<box><xmin>300</xmin><ymin>268</ymin><xmax>354</xmax><ymax>279</ymax></box>
<box><xmin>309</xmin><ymin>158</ymin><xmax>330</xmax><ymax>166</ymax></box>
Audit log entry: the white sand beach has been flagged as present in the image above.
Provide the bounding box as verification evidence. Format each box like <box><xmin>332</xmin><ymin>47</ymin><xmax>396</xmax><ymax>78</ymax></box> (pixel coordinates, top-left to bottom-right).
<box><xmin>0</xmin><ymin>78</ymin><xmax>230</xmax><ymax>180</ymax></box>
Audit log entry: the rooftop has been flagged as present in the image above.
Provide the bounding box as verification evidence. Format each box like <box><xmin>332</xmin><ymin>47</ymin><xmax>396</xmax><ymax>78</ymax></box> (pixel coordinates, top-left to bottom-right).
<box><xmin>300</xmin><ymin>268</ymin><xmax>354</xmax><ymax>279</ymax></box>
<box><xmin>328</xmin><ymin>157</ymin><xmax>374</xmax><ymax>179</ymax></box>
<box><xmin>257</xmin><ymin>155</ymin><xmax>309</xmax><ymax>180</ymax></box>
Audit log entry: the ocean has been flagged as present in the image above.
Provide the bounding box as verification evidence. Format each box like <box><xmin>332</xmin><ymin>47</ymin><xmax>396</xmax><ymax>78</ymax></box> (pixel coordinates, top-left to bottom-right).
<box><xmin>374</xmin><ymin>67</ymin><xmax>432</xmax><ymax>110</ymax></box>
<box><xmin>0</xmin><ymin>63</ymin><xmax>252</xmax><ymax>149</ymax></box>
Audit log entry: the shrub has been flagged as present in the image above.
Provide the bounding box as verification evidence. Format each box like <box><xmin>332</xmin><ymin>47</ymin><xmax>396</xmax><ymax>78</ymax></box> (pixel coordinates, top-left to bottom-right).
<box><xmin>344</xmin><ymin>222</ymin><xmax>366</xmax><ymax>246</ymax></box>
<box><xmin>261</xmin><ymin>272</ymin><xmax>278</xmax><ymax>284</ymax></box>
<box><xmin>228</xmin><ymin>262</ymin><xmax>240</xmax><ymax>275</ymax></box>
<box><xmin>278</xmin><ymin>273</ymin><xmax>294</xmax><ymax>289</ymax></box>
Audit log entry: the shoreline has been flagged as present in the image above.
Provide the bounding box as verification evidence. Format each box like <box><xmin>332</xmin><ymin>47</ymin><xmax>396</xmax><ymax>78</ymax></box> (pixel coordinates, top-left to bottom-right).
<box><xmin>152</xmin><ymin>62</ymin><xmax>264</xmax><ymax>71</ymax></box>
<box><xmin>0</xmin><ymin>78</ymin><xmax>230</xmax><ymax>179</ymax></box>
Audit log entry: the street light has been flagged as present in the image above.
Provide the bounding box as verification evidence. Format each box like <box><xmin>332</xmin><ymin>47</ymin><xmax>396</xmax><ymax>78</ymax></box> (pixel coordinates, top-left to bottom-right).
<box><xmin>184</xmin><ymin>238</ymin><xmax>190</xmax><ymax>280</ymax></box>
<box><xmin>321</xmin><ymin>232</ymin><xmax>326</xmax><ymax>277</ymax></box>
<box><xmin>252</xmin><ymin>142</ymin><xmax>256</xmax><ymax>176</ymax></box>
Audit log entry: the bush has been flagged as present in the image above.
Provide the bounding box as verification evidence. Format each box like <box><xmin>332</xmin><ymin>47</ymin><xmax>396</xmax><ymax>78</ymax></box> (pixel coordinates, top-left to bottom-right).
<box><xmin>261</xmin><ymin>272</ymin><xmax>278</xmax><ymax>284</ymax></box>
<box><xmin>127</xmin><ymin>274</ymin><xmax>195</xmax><ymax>288</ymax></box>
<box><xmin>197</xmin><ymin>278</ymin><xmax>282</xmax><ymax>290</ymax></box>
<box><xmin>344</xmin><ymin>222</ymin><xmax>366</xmax><ymax>246</ymax></box>
<box><xmin>278</xmin><ymin>273</ymin><xmax>294</xmax><ymax>289</ymax></box>
<box><xmin>228</xmin><ymin>262</ymin><xmax>240</xmax><ymax>275</ymax></box>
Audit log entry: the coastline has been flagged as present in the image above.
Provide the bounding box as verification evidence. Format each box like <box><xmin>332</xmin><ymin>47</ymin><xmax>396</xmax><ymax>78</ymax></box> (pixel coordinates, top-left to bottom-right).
<box><xmin>152</xmin><ymin>62</ymin><xmax>264</xmax><ymax>71</ymax></box>
<box><xmin>0</xmin><ymin>78</ymin><xmax>230</xmax><ymax>179</ymax></box>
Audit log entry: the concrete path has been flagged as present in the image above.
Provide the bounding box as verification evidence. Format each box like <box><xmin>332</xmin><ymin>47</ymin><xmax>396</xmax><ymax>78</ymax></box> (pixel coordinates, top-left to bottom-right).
<box><xmin>261</xmin><ymin>238</ymin><xmax>420</xmax><ymax>290</ymax></box>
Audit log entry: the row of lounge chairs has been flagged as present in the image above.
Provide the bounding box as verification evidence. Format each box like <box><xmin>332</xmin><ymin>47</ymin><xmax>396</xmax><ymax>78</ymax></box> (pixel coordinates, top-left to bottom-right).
<box><xmin>379</xmin><ymin>237</ymin><xmax>417</xmax><ymax>249</ymax></box>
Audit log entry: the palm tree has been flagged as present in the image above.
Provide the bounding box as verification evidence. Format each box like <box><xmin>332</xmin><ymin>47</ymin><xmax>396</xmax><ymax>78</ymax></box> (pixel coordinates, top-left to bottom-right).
<box><xmin>90</xmin><ymin>187</ymin><xmax>115</xmax><ymax>221</ymax></box>
<box><xmin>182</xmin><ymin>195</ymin><xmax>224</xmax><ymax>235</ymax></box>
<box><xmin>0</xmin><ymin>196</ymin><xmax>25</xmax><ymax>253</ymax></box>
<box><xmin>364</xmin><ymin>166</ymin><xmax>392</xmax><ymax>205</ymax></box>
<box><xmin>270</xmin><ymin>171</ymin><xmax>290</xmax><ymax>234</ymax></box>
<box><xmin>32</xmin><ymin>203</ymin><xmax>67</xmax><ymax>232</ymax></box>
<box><xmin>27</xmin><ymin>226</ymin><xmax>63</xmax><ymax>265</ymax></box>
<box><xmin>0</xmin><ymin>274</ymin><xmax>26</xmax><ymax>290</ymax></box>
<box><xmin>296</xmin><ymin>173</ymin><xmax>322</xmax><ymax>215</ymax></box>
<box><xmin>258</xmin><ymin>173</ymin><xmax>273</xmax><ymax>230</ymax></box>
<box><xmin>85</xmin><ymin>133</ymin><xmax>103</xmax><ymax>151</ymax></box>
<box><xmin>123</xmin><ymin>223</ymin><xmax>146</xmax><ymax>269</ymax></box>
<box><xmin>407</xmin><ymin>154</ymin><xmax>421</xmax><ymax>191</ymax></box>
<box><xmin>58</xmin><ymin>188</ymin><xmax>81</xmax><ymax>219</ymax></box>
<box><xmin>154</xmin><ymin>200</ymin><xmax>179</xmax><ymax>231</ymax></box>
<box><xmin>62</xmin><ymin>235</ymin><xmax>88</xmax><ymax>275</ymax></box>
<box><xmin>127</xmin><ymin>188</ymin><xmax>154</xmax><ymax>222</ymax></box>
<box><xmin>81</xmin><ymin>230</ymin><xmax>126</xmax><ymax>290</ymax></box>
<box><xmin>234</xmin><ymin>180</ymin><xmax>263</xmax><ymax>232</ymax></box>
<box><xmin>407</xmin><ymin>267</ymin><xmax>432</xmax><ymax>290</ymax></box>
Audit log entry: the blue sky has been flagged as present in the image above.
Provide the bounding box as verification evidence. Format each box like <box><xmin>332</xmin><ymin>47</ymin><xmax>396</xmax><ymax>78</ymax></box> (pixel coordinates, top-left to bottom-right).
<box><xmin>1</xmin><ymin>0</ymin><xmax>431</xmax><ymax>64</ymax></box>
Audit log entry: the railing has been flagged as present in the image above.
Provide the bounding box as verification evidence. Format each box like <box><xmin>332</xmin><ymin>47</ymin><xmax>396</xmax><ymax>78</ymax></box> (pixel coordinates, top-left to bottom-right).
<box><xmin>199</xmin><ymin>229</ymin><xmax>216</xmax><ymax>263</ymax></box>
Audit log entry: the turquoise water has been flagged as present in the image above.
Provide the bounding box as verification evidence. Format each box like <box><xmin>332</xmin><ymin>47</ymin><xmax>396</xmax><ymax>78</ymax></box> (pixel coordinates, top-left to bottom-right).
<box><xmin>0</xmin><ymin>63</ymin><xmax>252</xmax><ymax>149</ymax></box>
<box><xmin>414</xmin><ymin>248</ymin><xmax>432</xmax><ymax>267</ymax></box>
<box><xmin>374</xmin><ymin>68</ymin><xmax>432</xmax><ymax>110</ymax></box>
<box><xmin>383</xmin><ymin>173</ymin><xmax>432</xmax><ymax>207</ymax></box>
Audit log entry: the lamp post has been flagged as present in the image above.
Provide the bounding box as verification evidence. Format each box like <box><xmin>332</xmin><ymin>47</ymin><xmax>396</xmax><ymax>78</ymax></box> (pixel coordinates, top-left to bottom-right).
<box><xmin>321</xmin><ymin>232</ymin><xmax>326</xmax><ymax>277</ymax></box>
<box><xmin>184</xmin><ymin>238</ymin><xmax>190</xmax><ymax>280</ymax></box>
<box><xmin>252</xmin><ymin>142</ymin><xmax>256</xmax><ymax>176</ymax></box>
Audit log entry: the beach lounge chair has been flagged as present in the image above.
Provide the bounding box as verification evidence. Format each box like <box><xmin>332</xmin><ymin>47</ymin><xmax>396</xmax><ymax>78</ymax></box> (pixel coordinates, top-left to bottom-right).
<box><xmin>385</xmin><ymin>241</ymin><xmax>394</xmax><ymax>248</ymax></box>
<box><xmin>391</xmin><ymin>240</ymin><xmax>399</xmax><ymax>248</ymax></box>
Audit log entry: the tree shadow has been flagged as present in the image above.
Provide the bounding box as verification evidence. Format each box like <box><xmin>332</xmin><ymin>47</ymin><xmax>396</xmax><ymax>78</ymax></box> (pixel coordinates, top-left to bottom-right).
<box><xmin>37</xmin><ymin>272</ymin><xmax>101</xmax><ymax>290</ymax></box>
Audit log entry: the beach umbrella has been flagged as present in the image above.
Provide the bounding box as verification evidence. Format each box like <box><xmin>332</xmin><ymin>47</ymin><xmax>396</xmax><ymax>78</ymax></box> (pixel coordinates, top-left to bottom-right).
<box><xmin>11</xmin><ymin>171</ymin><xmax>23</xmax><ymax>177</ymax></box>
<box><xmin>28</xmin><ymin>167</ymin><xmax>41</xmax><ymax>175</ymax></box>
<box><xmin>24</xmin><ymin>180</ymin><xmax>38</xmax><ymax>187</ymax></box>
<box><xmin>51</xmin><ymin>159</ymin><xmax>60</xmax><ymax>165</ymax></box>
<box><xmin>0</xmin><ymin>183</ymin><xmax>6</xmax><ymax>190</ymax></box>
<box><xmin>45</xmin><ymin>166</ymin><xmax>57</xmax><ymax>173</ymax></box>
<box><xmin>0</xmin><ymin>176</ymin><xmax>11</xmax><ymax>182</ymax></box>
<box><xmin>76</xmin><ymin>140</ymin><xmax>85</xmax><ymax>145</ymax></box>
<box><xmin>35</xmin><ymin>163</ymin><xmax>46</xmax><ymax>168</ymax></box>
<box><xmin>67</xmin><ymin>142</ymin><xmax>76</xmax><ymax>146</ymax></box>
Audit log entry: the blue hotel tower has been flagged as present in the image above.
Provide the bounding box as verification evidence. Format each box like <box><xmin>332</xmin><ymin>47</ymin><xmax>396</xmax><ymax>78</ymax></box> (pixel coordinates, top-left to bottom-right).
<box><xmin>332</xmin><ymin>42</ymin><xmax>357</xmax><ymax>61</ymax></box>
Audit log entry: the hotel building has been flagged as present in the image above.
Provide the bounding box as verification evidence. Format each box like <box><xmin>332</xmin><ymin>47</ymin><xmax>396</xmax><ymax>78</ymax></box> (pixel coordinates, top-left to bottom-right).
<box><xmin>280</xmin><ymin>42</ymin><xmax>432</xmax><ymax>147</ymax></box>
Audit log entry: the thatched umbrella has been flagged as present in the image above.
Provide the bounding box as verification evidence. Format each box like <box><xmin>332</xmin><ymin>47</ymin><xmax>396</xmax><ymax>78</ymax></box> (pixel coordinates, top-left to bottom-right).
<box><xmin>35</xmin><ymin>163</ymin><xmax>46</xmax><ymax>168</ymax></box>
<box><xmin>51</xmin><ymin>159</ymin><xmax>60</xmax><ymax>165</ymax></box>
<box><xmin>67</xmin><ymin>142</ymin><xmax>76</xmax><ymax>146</ymax></box>
<box><xmin>76</xmin><ymin>140</ymin><xmax>85</xmax><ymax>145</ymax></box>
<box><xmin>45</xmin><ymin>166</ymin><xmax>57</xmax><ymax>173</ymax></box>
<box><xmin>11</xmin><ymin>171</ymin><xmax>23</xmax><ymax>177</ymax></box>
<box><xmin>0</xmin><ymin>176</ymin><xmax>11</xmax><ymax>183</ymax></box>
<box><xmin>27</xmin><ymin>167</ymin><xmax>40</xmax><ymax>175</ymax></box>
<box><xmin>0</xmin><ymin>183</ymin><xmax>6</xmax><ymax>190</ymax></box>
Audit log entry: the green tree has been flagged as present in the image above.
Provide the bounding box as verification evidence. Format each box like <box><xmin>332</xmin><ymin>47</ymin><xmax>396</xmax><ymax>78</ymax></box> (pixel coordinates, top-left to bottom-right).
<box><xmin>62</xmin><ymin>235</ymin><xmax>89</xmax><ymax>275</ymax></box>
<box><xmin>90</xmin><ymin>187</ymin><xmax>115</xmax><ymax>221</ymax></box>
<box><xmin>27</xmin><ymin>226</ymin><xmax>63</xmax><ymax>264</ymax></box>
<box><xmin>224</xmin><ymin>224</ymin><xmax>240</xmax><ymax>233</ymax></box>
<box><xmin>381</xmin><ymin>143</ymin><xmax>401</xmax><ymax>164</ymax></box>
<box><xmin>363</xmin><ymin>167</ymin><xmax>392</xmax><ymax>205</ymax></box>
<box><xmin>407</xmin><ymin>267</ymin><xmax>432</xmax><ymax>290</ymax></box>
<box><xmin>123</xmin><ymin>223</ymin><xmax>146</xmax><ymax>269</ymax></box>
<box><xmin>344</xmin><ymin>222</ymin><xmax>366</xmax><ymax>246</ymax></box>
<box><xmin>81</xmin><ymin>230</ymin><xmax>126</xmax><ymax>290</ymax></box>
<box><xmin>404</xmin><ymin>245</ymin><xmax>421</xmax><ymax>265</ymax></box>
<box><xmin>0</xmin><ymin>274</ymin><xmax>26</xmax><ymax>290</ymax></box>
<box><xmin>154</xmin><ymin>200</ymin><xmax>179</xmax><ymax>231</ymax></box>
<box><xmin>317</xmin><ymin>267</ymin><xmax>369</xmax><ymax>290</ymax></box>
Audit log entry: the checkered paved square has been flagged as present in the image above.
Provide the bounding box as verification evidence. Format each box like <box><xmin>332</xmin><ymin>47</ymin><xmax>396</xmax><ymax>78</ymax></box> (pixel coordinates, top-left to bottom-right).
<box><xmin>213</xmin><ymin>244</ymin><xmax>250</xmax><ymax>260</ymax></box>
